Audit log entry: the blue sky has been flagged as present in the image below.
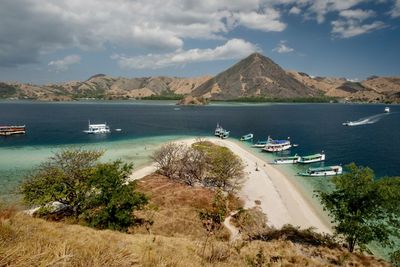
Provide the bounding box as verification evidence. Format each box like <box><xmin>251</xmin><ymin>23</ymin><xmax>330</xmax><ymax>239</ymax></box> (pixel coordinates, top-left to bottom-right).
<box><xmin>0</xmin><ymin>0</ymin><xmax>399</xmax><ymax>84</ymax></box>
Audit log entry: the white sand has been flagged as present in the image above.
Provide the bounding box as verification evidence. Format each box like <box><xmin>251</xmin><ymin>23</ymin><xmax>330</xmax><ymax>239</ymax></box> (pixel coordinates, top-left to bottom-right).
<box><xmin>129</xmin><ymin>137</ymin><xmax>332</xmax><ymax>234</ymax></box>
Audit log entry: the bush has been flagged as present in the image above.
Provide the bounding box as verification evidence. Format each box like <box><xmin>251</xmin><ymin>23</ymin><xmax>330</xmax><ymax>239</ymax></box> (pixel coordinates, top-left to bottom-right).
<box><xmin>20</xmin><ymin>149</ymin><xmax>148</xmax><ymax>231</ymax></box>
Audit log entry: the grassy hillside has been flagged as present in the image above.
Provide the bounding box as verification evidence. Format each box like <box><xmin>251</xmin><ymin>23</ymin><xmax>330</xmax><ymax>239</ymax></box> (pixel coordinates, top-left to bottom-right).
<box><xmin>0</xmin><ymin>174</ymin><xmax>391</xmax><ymax>266</ymax></box>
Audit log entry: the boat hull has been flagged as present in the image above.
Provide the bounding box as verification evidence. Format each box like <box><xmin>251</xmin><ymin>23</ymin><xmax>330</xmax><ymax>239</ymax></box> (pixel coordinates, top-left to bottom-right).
<box><xmin>298</xmin><ymin>154</ymin><xmax>325</xmax><ymax>164</ymax></box>
<box><xmin>263</xmin><ymin>144</ymin><xmax>292</xmax><ymax>152</ymax></box>
<box><xmin>273</xmin><ymin>157</ymin><xmax>300</xmax><ymax>164</ymax></box>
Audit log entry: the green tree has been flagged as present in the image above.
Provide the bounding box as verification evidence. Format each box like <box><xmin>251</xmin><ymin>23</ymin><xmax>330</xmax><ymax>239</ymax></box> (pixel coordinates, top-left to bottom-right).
<box><xmin>20</xmin><ymin>149</ymin><xmax>148</xmax><ymax>231</ymax></box>
<box><xmin>316</xmin><ymin>163</ymin><xmax>400</xmax><ymax>252</ymax></box>
<box><xmin>20</xmin><ymin>149</ymin><xmax>102</xmax><ymax>217</ymax></box>
<box><xmin>83</xmin><ymin>161</ymin><xmax>148</xmax><ymax>231</ymax></box>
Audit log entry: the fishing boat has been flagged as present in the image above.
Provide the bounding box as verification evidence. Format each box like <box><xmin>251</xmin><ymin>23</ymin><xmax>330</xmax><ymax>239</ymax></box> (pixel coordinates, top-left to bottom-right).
<box><xmin>298</xmin><ymin>165</ymin><xmax>343</xmax><ymax>177</ymax></box>
<box><xmin>83</xmin><ymin>121</ymin><xmax>110</xmax><ymax>134</ymax></box>
<box><xmin>262</xmin><ymin>136</ymin><xmax>292</xmax><ymax>152</ymax></box>
<box><xmin>273</xmin><ymin>154</ymin><xmax>300</xmax><ymax>164</ymax></box>
<box><xmin>240</xmin><ymin>133</ymin><xmax>253</xmax><ymax>141</ymax></box>
<box><xmin>298</xmin><ymin>153</ymin><xmax>325</xmax><ymax>164</ymax></box>
<box><xmin>252</xmin><ymin>140</ymin><xmax>268</xmax><ymax>148</ymax></box>
<box><xmin>384</xmin><ymin>107</ymin><xmax>390</xmax><ymax>113</ymax></box>
<box><xmin>0</xmin><ymin>125</ymin><xmax>26</xmax><ymax>136</ymax></box>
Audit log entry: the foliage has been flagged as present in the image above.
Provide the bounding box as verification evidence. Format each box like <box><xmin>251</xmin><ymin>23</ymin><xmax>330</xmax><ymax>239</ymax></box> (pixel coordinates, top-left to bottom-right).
<box><xmin>20</xmin><ymin>149</ymin><xmax>147</xmax><ymax>231</ymax></box>
<box><xmin>316</xmin><ymin>163</ymin><xmax>400</xmax><ymax>252</ymax></box>
<box><xmin>0</xmin><ymin>83</ymin><xmax>17</xmax><ymax>98</ymax></box>
<box><xmin>153</xmin><ymin>141</ymin><xmax>245</xmax><ymax>192</ymax></box>
<box><xmin>219</xmin><ymin>96</ymin><xmax>338</xmax><ymax>103</ymax></box>
<box><xmin>83</xmin><ymin>161</ymin><xmax>148</xmax><ymax>231</ymax></box>
<box><xmin>142</xmin><ymin>91</ymin><xmax>184</xmax><ymax>100</ymax></box>
<box><xmin>391</xmin><ymin>249</ymin><xmax>400</xmax><ymax>267</ymax></box>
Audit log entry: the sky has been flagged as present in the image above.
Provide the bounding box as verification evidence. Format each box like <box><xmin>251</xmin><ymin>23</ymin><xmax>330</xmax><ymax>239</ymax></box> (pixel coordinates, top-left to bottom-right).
<box><xmin>0</xmin><ymin>0</ymin><xmax>399</xmax><ymax>84</ymax></box>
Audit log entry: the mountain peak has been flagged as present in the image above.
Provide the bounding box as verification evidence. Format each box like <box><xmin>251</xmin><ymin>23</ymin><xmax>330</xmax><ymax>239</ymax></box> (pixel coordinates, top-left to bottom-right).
<box><xmin>191</xmin><ymin>53</ymin><xmax>318</xmax><ymax>100</ymax></box>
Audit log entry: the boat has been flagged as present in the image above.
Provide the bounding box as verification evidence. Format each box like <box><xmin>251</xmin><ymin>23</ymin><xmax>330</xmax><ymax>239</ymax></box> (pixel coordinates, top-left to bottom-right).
<box><xmin>0</xmin><ymin>125</ymin><xmax>26</xmax><ymax>136</ymax></box>
<box><xmin>384</xmin><ymin>107</ymin><xmax>390</xmax><ymax>113</ymax></box>
<box><xmin>240</xmin><ymin>133</ymin><xmax>253</xmax><ymax>141</ymax></box>
<box><xmin>342</xmin><ymin>120</ymin><xmax>367</xmax><ymax>126</ymax></box>
<box><xmin>219</xmin><ymin>129</ymin><xmax>230</xmax><ymax>139</ymax></box>
<box><xmin>273</xmin><ymin>154</ymin><xmax>300</xmax><ymax>164</ymax></box>
<box><xmin>83</xmin><ymin>121</ymin><xmax>110</xmax><ymax>134</ymax></box>
<box><xmin>214</xmin><ymin>123</ymin><xmax>223</xmax><ymax>136</ymax></box>
<box><xmin>115</xmin><ymin>128</ymin><xmax>122</xmax><ymax>132</ymax></box>
<box><xmin>298</xmin><ymin>165</ymin><xmax>343</xmax><ymax>177</ymax></box>
<box><xmin>252</xmin><ymin>140</ymin><xmax>268</xmax><ymax>148</ymax></box>
<box><xmin>298</xmin><ymin>153</ymin><xmax>325</xmax><ymax>164</ymax></box>
<box><xmin>262</xmin><ymin>136</ymin><xmax>292</xmax><ymax>152</ymax></box>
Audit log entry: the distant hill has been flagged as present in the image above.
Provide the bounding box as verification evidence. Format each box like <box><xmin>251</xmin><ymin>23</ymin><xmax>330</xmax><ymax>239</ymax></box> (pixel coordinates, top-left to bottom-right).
<box><xmin>1</xmin><ymin>53</ymin><xmax>399</xmax><ymax>103</ymax></box>
<box><xmin>191</xmin><ymin>53</ymin><xmax>320</xmax><ymax>100</ymax></box>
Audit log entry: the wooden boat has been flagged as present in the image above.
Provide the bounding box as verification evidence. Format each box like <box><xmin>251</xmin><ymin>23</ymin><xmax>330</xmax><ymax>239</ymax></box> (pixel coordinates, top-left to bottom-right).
<box><xmin>262</xmin><ymin>136</ymin><xmax>292</xmax><ymax>152</ymax></box>
<box><xmin>83</xmin><ymin>121</ymin><xmax>110</xmax><ymax>134</ymax></box>
<box><xmin>240</xmin><ymin>133</ymin><xmax>253</xmax><ymax>141</ymax></box>
<box><xmin>0</xmin><ymin>125</ymin><xmax>26</xmax><ymax>136</ymax></box>
<box><xmin>298</xmin><ymin>165</ymin><xmax>342</xmax><ymax>177</ymax></box>
<box><xmin>219</xmin><ymin>129</ymin><xmax>230</xmax><ymax>139</ymax></box>
<box><xmin>298</xmin><ymin>153</ymin><xmax>325</xmax><ymax>164</ymax></box>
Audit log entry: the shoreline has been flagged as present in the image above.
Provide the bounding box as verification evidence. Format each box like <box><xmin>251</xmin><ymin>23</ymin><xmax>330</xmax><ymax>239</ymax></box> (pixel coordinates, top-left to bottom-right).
<box><xmin>129</xmin><ymin>137</ymin><xmax>332</xmax><ymax>234</ymax></box>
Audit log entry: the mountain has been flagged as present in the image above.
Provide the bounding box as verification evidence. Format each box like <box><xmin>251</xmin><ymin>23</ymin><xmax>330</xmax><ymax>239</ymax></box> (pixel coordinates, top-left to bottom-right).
<box><xmin>288</xmin><ymin>71</ymin><xmax>400</xmax><ymax>103</ymax></box>
<box><xmin>1</xmin><ymin>53</ymin><xmax>399</xmax><ymax>103</ymax></box>
<box><xmin>0</xmin><ymin>75</ymin><xmax>211</xmax><ymax>101</ymax></box>
<box><xmin>191</xmin><ymin>53</ymin><xmax>321</xmax><ymax>100</ymax></box>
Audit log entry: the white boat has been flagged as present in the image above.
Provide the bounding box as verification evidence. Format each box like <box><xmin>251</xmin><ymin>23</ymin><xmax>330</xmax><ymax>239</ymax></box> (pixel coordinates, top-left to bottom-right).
<box><xmin>262</xmin><ymin>136</ymin><xmax>292</xmax><ymax>152</ymax></box>
<box><xmin>252</xmin><ymin>140</ymin><xmax>268</xmax><ymax>148</ymax></box>
<box><xmin>384</xmin><ymin>107</ymin><xmax>390</xmax><ymax>113</ymax></box>
<box><xmin>273</xmin><ymin>154</ymin><xmax>300</xmax><ymax>164</ymax></box>
<box><xmin>240</xmin><ymin>133</ymin><xmax>253</xmax><ymax>141</ymax></box>
<box><xmin>219</xmin><ymin>129</ymin><xmax>230</xmax><ymax>139</ymax></box>
<box><xmin>298</xmin><ymin>153</ymin><xmax>325</xmax><ymax>164</ymax></box>
<box><xmin>83</xmin><ymin>121</ymin><xmax>110</xmax><ymax>134</ymax></box>
<box><xmin>115</xmin><ymin>128</ymin><xmax>122</xmax><ymax>132</ymax></box>
<box><xmin>214</xmin><ymin>123</ymin><xmax>223</xmax><ymax>136</ymax></box>
<box><xmin>298</xmin><ymin>165</ymin><xmax>342</xmax><ymax>177</ymax></box>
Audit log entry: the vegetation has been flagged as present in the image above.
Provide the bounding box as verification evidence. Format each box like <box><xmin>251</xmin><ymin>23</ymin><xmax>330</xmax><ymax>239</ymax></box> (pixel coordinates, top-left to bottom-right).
<box><xmin>316</xmin><ymin>163</ymin><xmax>400</xmax><ymax>253</ymax></box>
<box><xmin>152</xmin><ymin>141</ymin><xmax>245</xmax><ymax>192</ymax></box>
<box><xmin>222</xmin><ymin>96</ymin><xmax>339</xmax><ymax>103</ymax></box>
<box><xmin>20</xmin><ymin>149</ymin><xmax>148</xmax><ymax>231</ymax></box>
<box><xmin>0</xmin><ymin>82</ymin><xmax>17</xmax><ymax>98</ymax></box>
<box><xmin>142</xmin><ymin>91</ymin><xmax>184</xmax><ymax>100</ymax></box>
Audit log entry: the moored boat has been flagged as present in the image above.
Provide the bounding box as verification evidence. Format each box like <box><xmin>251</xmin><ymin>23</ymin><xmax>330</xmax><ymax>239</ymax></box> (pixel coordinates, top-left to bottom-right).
<box><xmin>240</xmin><ymin>133</ymin><xmax>253</xmax><ymax>141</ymax></box>
<box><xmin>214</xmin><ymin>123</ymin><xmax>223</xmax><ymax>136</ymax></box>
<box><xmin>0</xmin><ymin>125</ymin><xmax>26</xmax><ymax>136</ymax></box>
<box><xmin>262</xmin><ymin>136</ymin><xmax>292</xmax><ymax>152</ymax></box>
<box><xmin>219</xmin><ymin>129</ymin><xmax>230</xmax><ymax>139</ymax></box>
<box><xmin>83</xmin><ymin>121</ymin><xmax>110</xmax><ymax>134</ymax></box>
<box><xmin>384</xmin><ymin>107</ymin><xmax>390</xmax><ymax>113</ymax></box>
<box><xmin>273</xmin><ymin>154</ymin><xmax>300</xmax><ymax>164</ymax></box>
<box><xmin>298</xmin><ymin>165</ymin><xmax>342</xmax><ymax>177</ymax></box>
<box><xmin>298</xmin><ymin>153</ymin><xmax>325</xmax><ymax>164</ymax></box>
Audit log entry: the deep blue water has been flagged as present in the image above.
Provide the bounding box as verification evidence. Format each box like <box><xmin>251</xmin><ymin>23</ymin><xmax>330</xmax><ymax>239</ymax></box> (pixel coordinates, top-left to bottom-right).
<box><xmin>1</xmin><ymin>101</ymin><xmax>399</xmax><ymax>177</ymax></box>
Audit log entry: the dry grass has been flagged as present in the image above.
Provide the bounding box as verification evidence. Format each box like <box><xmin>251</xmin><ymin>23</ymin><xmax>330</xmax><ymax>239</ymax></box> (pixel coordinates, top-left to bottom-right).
<box><xmin>132</xmin><ymin>173</ymin><xmax>242</xmax><ymax>240</ymax></box>
<box><xmin>0</xmin><ymin>206</ymin><xmax>390</xmax><ymax>266</ymax></box>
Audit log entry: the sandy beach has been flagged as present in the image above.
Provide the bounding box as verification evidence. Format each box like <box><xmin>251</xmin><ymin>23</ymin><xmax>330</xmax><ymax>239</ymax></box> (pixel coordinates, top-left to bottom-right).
<box><xmin>129</xmin><ymin>137</ymin><xmax>332</xmax><ymax>234</ymax></box>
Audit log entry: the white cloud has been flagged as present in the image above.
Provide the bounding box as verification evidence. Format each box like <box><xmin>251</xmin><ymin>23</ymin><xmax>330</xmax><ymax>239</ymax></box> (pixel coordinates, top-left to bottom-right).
<box><xmin>331</xmin><ymin>20</ymin><xmax>385</xmax><ymax>38</ymax></box>
<box><xmin>113</xmin><ymin>39</ymin><xmax>260</xmax><ymax>69</ymax></box>
<box><xmin>289</xmin><ymin>6</ymin><xmax>302</xmax><ymax>15</ymax></box>
<box><xmin>391</xmin><ymin>0</ymin><xmax>400</xmax><ymax>17</ymax></box>
<box><xmin>48</xmin><ymin>55</ymin><xmax>81</xmax><ymax>72</ymax></box>
<box><xmin>233</xmin><ymin>9</ymin><xmax>287</xmax><ymax>32</ymax></box>
<box><xmin>272</xmin><ymin>40</ymin><xmax>294</xmax><ymax>53</ymax></box>
<box><xmin>339</xmin><ymin>9</ymin><xmax>376</xmax><ymax>21</ymax></box>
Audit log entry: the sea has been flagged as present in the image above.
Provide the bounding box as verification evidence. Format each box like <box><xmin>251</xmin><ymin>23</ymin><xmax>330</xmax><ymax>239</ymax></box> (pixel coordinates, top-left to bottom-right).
<box><xmin>1</xmin><ymin>100</ymin><xmax>399</xmax><ymax>256</ymax></box>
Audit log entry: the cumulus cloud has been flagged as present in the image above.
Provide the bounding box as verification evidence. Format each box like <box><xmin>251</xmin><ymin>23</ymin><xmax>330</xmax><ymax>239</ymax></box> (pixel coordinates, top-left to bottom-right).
<box><xmin>272</xmin><ymin>41</ymin><xmax>294</xmax><ymax>53</ymax></box>
<box><xmin>391</xmin><ymin>0</ymin><xmax>400</xmax><ymax>17</ymax></box>
<box><xmin>339</xmin><ymin>9</ymin><xmax>376</xmax><ymax>20</ymax></box>
<box><xmin>113</xmin><ymin>39</ymin><xmax>260</xmax><ymax>69</ymax></box>
<box><xmin>0</xmin><ymin>0</ymin><xmax>282</xmax><ymax>67</ymax></box>
<box><xmin>331</xmin><ymin>20</ymin><xmax>385</xmax><ymax>38</ymax></box>
<box><xmin>48</xmin><ymin>55</ymin><xmax>81</xmax><ymax>72</ymax></box>
<box><xmin>289</xmin><ymin>6</ymin><xmax>302</xmax><ymax>15</ymax></box>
